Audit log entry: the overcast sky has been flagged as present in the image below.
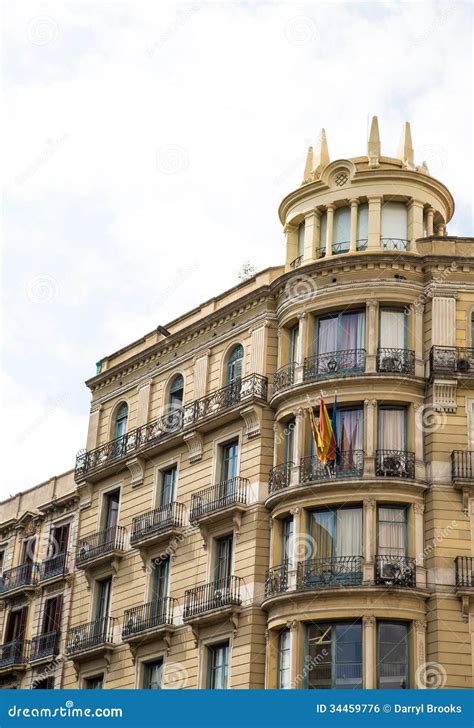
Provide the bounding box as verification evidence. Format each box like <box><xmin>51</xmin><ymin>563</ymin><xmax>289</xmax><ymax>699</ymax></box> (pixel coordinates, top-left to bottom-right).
<box><xmin>2</xmin><ymin>1</ymin><xmax>472</xmax><ymax>500</ymax></box>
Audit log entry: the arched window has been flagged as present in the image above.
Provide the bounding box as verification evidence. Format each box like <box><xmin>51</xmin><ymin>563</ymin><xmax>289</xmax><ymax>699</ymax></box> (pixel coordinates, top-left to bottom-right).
<box><xmin>227</xmin><ymin>345</ymin><xmax>244</xmax><ymax>385</ymax></box>
<box><xmin>114</xmin><ymin>403</ymin><xmax>128</xmax><ymax>440</ymax></box>
<box><xmin>169</xmin><ymin>374</ymin><xmax>184</xmax><ymax>411</ymax></box>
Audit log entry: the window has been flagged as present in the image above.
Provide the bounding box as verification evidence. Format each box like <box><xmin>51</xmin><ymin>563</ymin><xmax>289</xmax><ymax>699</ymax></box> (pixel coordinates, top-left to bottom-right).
<box><xmin>379</xmin><ymin>308</ymin><xmax>406</xmax><ymax>350</ymax></box>
<box><xmin>0</xmin><ymin>551</ymin><xmax>4</xmax><ymax>577</ymax></box>
<box><xmin>207</xmin><ymin>642</ymin><xmax>229</xmax><ymax>689</ymax></box>
<box><xmin>471</xmin><ymin>313</ymin><xmax>474</xmax><ymax>348</ymax></box>
<box><xmin>319</xmin><ymin>211</ymin><xmax>327</xmax><ymax>254</ymax></box>
<box><xmin>4</xmin><ymin>606</ymin><xmax>28</xmax><ymax>643</ymax></box>
<box><xmin>381</xmin><ymin>202</ymin><xmax>408</xmax><ymax>247</ymax></box>
<box><xmin>114</xmin><ymin>402</ymin><xmax>128</xmax><ymax>440</ymax></box>
<box><xmin>151</xmin><ymin>557</ymin><xmax>169</xmax><ymax>603</ymax></box>
<box><xmin>315</xmin><ymin>311</ymin><xmax>365</xmax><ymax>358</ymax></box>
<box><xmin>334</xmin><ymin>408</ymin><xmax>364</xmax><ymax>459</ymax></box>
<box><xmin>297</xmin><ymin>221</ymin><xmax>305</xmax><ymax>258</ymax></box>
<box><xmin>85</xmin><ymin>675</ymin><xmax>104</xmax><ymax>689</ymax></box>
<box><xmin>21</xmin><ymin>537</ymin><xmax>36</xmax><ymax>564</ymax></box>
<box><xmin>95</xmin><ymin>578</ymin><xmax>112</xmax><ymax>621</ymax></box>
<box><xmin>281</xmin><ymin>517</ymin><xmax>294</xmax><ymax>565</ymax></box>
<box><xmin>214</xmin><ymin>535</ymin><xmax>233</xmax><ymax>585</ymax></box>
<box><xmin>307</xmin><ymin>622</ymin><xmax>362</xmax><ymax>689</ymax></box>
<box><xmin>284</xmin><ymin>418</ymin><xmax>295</xmax><ymax>463</ymax></box>
<box><xmin>220</xmin><ymin>440</ymin><xmax>239</xmax><ymax>482</ymax></box>
<box><xmin>377</xmin><ymin>506</ymin><xmax>407</xmax><ymax>558</ymax></box>
<box><xmin>33</xmin><ymin>677</ymin><xmax>54</xmax><ymax>689</ymax></box>
<box><xmin>143</xmin><ymin>660</ymin><xmax>163</xmax><ymax>689</ymax></box>
<box><xmin>309</xmin><ymin>507</ymin><xmax>362</xmax><ymax>561</ymax></box>
<box><xmin>41</xmin><ymin>595</ymin><xmax>62</xmax><ymax>636</ymax></box>
<box><xmin>378</xmin><ymin>407</ymin><xmax>406</xmax><ymax>451</ymax></box>
<box><xmin>277</xmin><ymin>630</ymin><xmax>291</xmax><ymax>689</ymax></box>
<box><xmin>377</xmin><ymin>622</ymin><xmax>409</xmax><ymax>688</ymax></box>
<box><xmin>333</xmin><ymin>206</ymin><xmax>351</xmax><ymax>252</ymax></box>
<box><xmin>102</xmin><ymin>490</ymin><xmax>120</xmax><ymax>531</ymax></box>
<box><xmin>160</xmin><ymin>466</ymin><xmax>177</xmax><ymax>507</ymax></box>
<box><xmin>169</xmin><ymin>375</ymin><xmax>184</xmax><ymax>410</ymax></box>
<box><xmin>226</xmin><ymin>345</ymin><xmax>244</xmax><ymax>385</ymax></box>
<box><xmin>289</xmin><ymin>325</ymin><xmax>299</xmax><ymax>364</ymax></box>
<box><xmin>49</xmin><ymin>523</ymin><xmax>70</xmax><ymax>557</ymax></box>
<box><xmin>357</xmin><ymin>203</ymin><xmax>368</xmax><ymax>247</ymax></box>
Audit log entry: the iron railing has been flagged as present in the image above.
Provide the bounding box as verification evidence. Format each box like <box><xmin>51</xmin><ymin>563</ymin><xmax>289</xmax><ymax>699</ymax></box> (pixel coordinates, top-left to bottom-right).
<box><xmin>303</xmin><ymin>349</ymin><xmax>366</xmax><ymax>381</ymax></box>
<box><xmin>451</xmin><ymin>451</ymin><xmax>474</xmax><ymax>480</ymax></box>
<box><xmin>122</xmin><ymin>597</ymin><xmax>177</xmax><ymax>638</ymax></box>
<box><xmin>380</xmin><ymin>238</ymin><xmax>409</xmax><ymax>251</ymax></box>
<box><xmin>0</xmin><ymin>640</ymin><xmax>30</xmax><ymax>669</ymax></box>
<box><xmin>375</xmin><ymin>555</ymin><xmax>416</xmax><ymax>587</ymax></box>
<box><xmin>290</xmin><ymin>255</ymin><xmax>303</xmax><ymax>269</ymax></box>
<box><xmin>40</xmin><ymin>551</ymin><xmax>69</xmax><ymax>581</ymax></box>
<box><xmin>30</xmin><ymin>631</ymin><xmax>60</xmax><ymax>661</ymax></box>
<box><xmin>75</xmin><ymin>374</ymin><xmax>267</xmax><ymax>480</ymax></box>
<box><xmin>377</xmin><ymin>348</ymin><xmax>415</xmax><ymax>375</ymax></box>
<box><xmin>297</xmin><ymin>556</ymin><xmax>363</xmax><ymax>588</ymax></box>
<box><xmin>76</xmin><ymin>525</ymin><xmax>126</xmax><ymax>567</ymax></box>
<box><xmin>430</xmin><ymin>346</ymin><xmax>474</xmax><ymax>377</ymax></box>
<box><xmin>190</xmin><ymin>477</ymin><xmax>248</xmax><ymax>522</ymax></box>
<box><xmin>130</xmin><ymin>502</ymin><xmax>186</xmax><ymax>545</ymax></box>
<box><xmin>455</xmin><ymin>556</ymin><xmax>473</xmax><ymax>588</ymax></box>
<box><xmin>264</xmin><ymin>563</ymin><xmax>290</xmax><ymax>597</ymax></box>
<box><xmin>272</xmin><ymin>363</ymin><xmax>296</xmax><ymax>394</ymax></box>
<box><xmin>66</xmin><ymin>616</ymin><xmax>117</xmax><ymax>655</ymax></box>
<box><xmin>183</xmin><ymin>576</ymin><xmax>242</xmax><ymax>619</ymax></box>
<box><xmin>356</xmin><ymin>238</ymin><xmax>368</xmax><ymax>251</ymax></box>
<box><xmin>0</xmin><ymin>562</ymin><xmax>38</xmax><ymax>594</ymax></box>
<box><xmin>332</xmin><ymin>242</ymin><xmax>350</xmax><ymax>255</ymax></box>
<box><xmin>268</xmin><ymin>462</ymin><xmax>294</xmax><ymax>494</ymax></box>
<box><xmin>299</xmin><ymin>451</ymin><xmax>364</xmax><ymax>483</ymax></box>
<box><xmin>375</xmin><ymin>450</ymin><xmax>415</xmax><ymax>479</ymax></box>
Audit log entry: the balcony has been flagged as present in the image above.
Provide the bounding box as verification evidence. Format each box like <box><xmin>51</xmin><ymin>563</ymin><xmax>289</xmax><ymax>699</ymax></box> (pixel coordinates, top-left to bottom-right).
<box><xmin>30</xmin><ymin>631</ymin><xmax>60</xmax><ymax>663</ymax></box>
<box><xmin>452</xmin><ymin>451</ymin><xmax>474</xmax><ymax>481</ymax></box>
<box><xmin>297</xmin><ymin>556</ymin><xmax>363</xmax><ymax>589</ymax></box>
<box><xmin>272</xmin><ymin>363</ymin><xmax>296</xmax><ymax>395</ymax></box>
<box><xmin>303</xmin><ymin>349</ymin><xmax>366</xmax><ymax>383</ymax></box>
<box><xmin>66</xmin><ymin>616</ymin><xmax>116</xmax><ymax>660</ymax></box>
<box><xmin>183</xmin><ymin>576</ymin><xmax>242</xmax><ymax>623</ymax></box>
<box><xmin>376</xmin><ymin>348</ymin><xmax>415</xmax><ymax>375</ymax></box>
<box><xmin>430</xmin><ymin>346</ymin><xmax>474</xmax><ymax>378</ymax></box>
<box><xmin>268</xmin><ymin>462</ymin><xmax>294</xmax><ymax>495</ymax></box>
<box><xmin>76</xmin><ymin>525</ymin><xmax>127</xmax><ymax>570</ymax></box>
<box><xmin>265</xmin><ymin>563</ymin><xmax>290</xmax><ymax>597</ymax></box>
<box><xmin>130</xmin><ymin>502</ymin><xmax>186</xmax><ymax>549</ymax></box>
<box><xmin>290</xmin><ymin>255</ymin><xmax>303</xmax><ymax>269</ymax></box>
<box><xmin>380</xmin><ymin>237</ymin><xmax>409</xmax><ymax>251</ymax></box>
<box><xmin>375</xmin><ymin>450</ymin><xmax>415</xmax><ymax>479</ymax></box>
<box><xmin>122</xmin><ymin>597</ymin><xmax>177</xmax><ymax>643</ymax></box>
<box><xmin>75</xmin><ymin>373</ymin><xmax>268</xmax><ymax>482</ymax></box>
<box><xmin>190</xmin><ymin>477</ymin><xmax>249</xmax><ymax>524</ymax></box>
<box><xmin>375</xmin><ymin>555</ymin><xmax>416</xmax><ymax>587</ymax></box>
<box><xmin>455</xmin><ymin>556</ymin><xmax>473</xmax><ymax>589</ymax></box>
<box><xmin>39</xmin><ymin>551</ymin><xmax>69</xmax><ymax>583</ymax></box>
<box><xmin>0</xmin><ymin>562</ymin><xmax>39</xmax><ymax>598</ymax></box>
<box><xmin>0</xmin><ymin>640</ymin><xmax>30</xmax><ymax>673</ymax></box>
<box><xmin>300</xmin><ymin>451</ymin><xmax>364</xmax><ymax>484</ymax></box>
<box><xmin>318</xmin><ymin>240</ymin><xmax>367</xmax><ymax>258</ymax></box>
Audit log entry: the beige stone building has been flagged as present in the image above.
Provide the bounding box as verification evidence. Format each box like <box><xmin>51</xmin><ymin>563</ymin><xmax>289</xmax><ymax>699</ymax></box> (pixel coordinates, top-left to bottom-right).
<box><xmin>1</xmin><ymin>117</ymin><xmax>473</xmax><ymax>690</ymax></box>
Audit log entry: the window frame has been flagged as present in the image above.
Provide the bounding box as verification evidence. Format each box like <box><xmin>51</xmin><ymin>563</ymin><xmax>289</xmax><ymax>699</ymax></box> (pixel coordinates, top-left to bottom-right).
<box><xmin>143</xmin><ymin>659</ymin><xmax>164</xmax><ymax>689</ymax></box>
<box><xmin>304</xmin><ymin>621</ymin><xmax>363</xmax><ymax>689</ymax></box>
<box><xmin>377</xmin><ymin>405</ymin><xmax>408</xmax><ymax>451</ymax></box>
<box><xmin>277</xmin><ymin>629</ymin><xmax>291</xmax><ymax>689</ymax></box>
<box><xmin>313</xmin><ymin>309</ymin><xmax>365</xmax><ymax>357</ymax></box>
<box><xmin>378</xmin><ymin>307</ymin><xmax>408</xmax><ymax>349</ymax></box>
<box><xmin>207</xmin><ymin>641</ymin><xmax>230</xmax><ymax>689</ymax></box>
<box><xmin>376</xmin><ymin>620</ymin><xmax>410</xmax><ymax>689</ymax></box>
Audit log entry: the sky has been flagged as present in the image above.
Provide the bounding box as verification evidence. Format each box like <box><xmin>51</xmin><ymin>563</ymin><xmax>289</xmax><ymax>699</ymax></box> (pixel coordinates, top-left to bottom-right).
<box><xmin>2</xmin><ymin>0</ymin><xmax>473</xmax><ymax>500</ymax></box>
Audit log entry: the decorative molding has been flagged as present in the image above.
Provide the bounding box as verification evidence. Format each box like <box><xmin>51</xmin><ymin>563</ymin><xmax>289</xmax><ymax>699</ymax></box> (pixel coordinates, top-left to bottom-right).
<box><xmin>240</xmin><ymin>405</ymin><xmax>262</xmax><ymax>439</ymax></box>
<box><xmin>126</xmin><ymin>457</ymin><xmax>145</xmax><ymax>488</ymax></box>
<box><xmin>414</xmin><ymin>620</ymin><xmax>427</xmax><ymax>632</ymax></box>
<box><xmin>430</xmin><ymin>379</ymin><xmax>457</xmax><ymax>412</ymax></box>
<box><xmin>413</xmin><ymin>503</ymin><xmax>425</xmax><ymax>515</ymax></box>
<box><xmin>362</xmin><ymin>616</ymin><xmax>375</xmax><ymax>626</ymax></box>
<box><xmin>182</xmin><ymin>431</ymin><xmax>204</xmax><ymax>462</ymax></box>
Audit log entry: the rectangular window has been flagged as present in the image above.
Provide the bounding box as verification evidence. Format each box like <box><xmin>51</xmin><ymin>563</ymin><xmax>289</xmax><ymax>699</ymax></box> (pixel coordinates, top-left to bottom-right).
<box><xmin>0</xmin><ymin>551</ymin><xmax>4</xmax><ymax>577</ymax></box>
<box><xmin>336</xmin><ymin>407</ymin><xmax>364</xmax><ymax>456</ymax></box>
<box><xmin>207</xmin><ymin>642</ymin><xmax>229</xmax><ymax>689</ymax></box>
<box><xmin>151</xmin><ymin>557</ymin><xmax>169</xmax><ymax>603</ymax></box>
<box><xmin>377</xmin><ymin>621</ymin><xmax>409</xmax><ymax>688</ymax></box>
<box><xmin>377</xmin><ymin>506</ymin><xmax>407</xmax><ymax>557</ymax></box>
<box><xmin>333</xmin><ymin>206</ymin><xmax>351</xmax><ymax>252</ymax></box>
<box><xmin>5</xmin><ymin>607</ymin><xmax>28</xmax><ymax>642</ymax></box>
<box><xmin>143</xmin><ymin>660</ymin><xmax>163</xmax><ymax>689</ymax></box>
<box><xmin>379</xmin><ymin>309</ymin><xmax>406</xmax><ymax>349</ymax></box>
<box><xmin>297</xmin><ymin>222</ymin><xmax>305</xmax><ymax>257</ymax></box>
<box><xmin>95</xmin><ymin>578</ymin><xmax>112</xmax><ymax>621</ymax></box>
<box><xmin>284</xmin><ymin>418</ymin><xmax>295</xmax><ymax>463</ymax></box>
<box><xmin>160</xmin><ymin>466</ymin><xmax>177</xmax><ymax>507</ymax></box>
<box><xmin>21</xmin><ymin>537</ymin><xmax>36</xmax><ymax>564</ymax></box>
<box><xmin>307</xmin><ymin>622</ymin><xmax>362</xmax><ymax>689</ymax></box>
<box><xmin>357</xmin><ymin>203</ymin><xmax>368</xmax><ymax>245</ymax></box>
<box><xmin>289</xmin><ymin>325</ymin><xmax>299</xmax><ymax>364</ymax></box>
<box><xmin>214</xmin><ymin>535</ymin><xmax>233</xmax><ymax>585</ymax></box>
<box><xmin>277</xmin><ymin>630</ymin><xmax>291</xmax><ymax>689</ymax></box>
<box><xmin>50</xmin><ymin>523</ymin><xmax>70</xmax><ymax>555</ymax></box>
<box><xmin>381</xmin><ymin>202</ymin><xmax>408</xmax><ymax>246</ymax></box>
<box><xmin>33</xmin><ymin>677</ymin><xmax>55</xmax><ymax>689</ymax></box>
<box><xmin>102</xmin><ymin>490</ymin><xmax>120</xmax><ymax>531</ymax></box>
<box><xmin>378</xmin><ymin>407</ymin><xmax>406</xmax><ymax>451</ymax></box>
<box><xmin>85</xmin><ymin>675</ymin><xmax>104</xmax><ymax>689</ymax></box>
<box><xmin>319</xmin><ymin>212</ymin><xmax>327</xmax><ymax>253</ymax></box>
<box><xmin>220</xmin><ymin>441</ymin><xmax>239</xmax><ymax>482</ymax></box>
<box><xmin>281</xmin><ymin>517</ymin><xmax>294</xmax><ymax>565</ymax></box>
<box><xmin>309</xmin><ymin>507</ymin><xmax>362</xmax><ymax>559</ymax></box>
<box><xmin>315</xmin><ymin>311</ymin><xmax>365</xmax><ymax>357</ymax></box>
<box><xmin>42</xmin><ymin>595</ymin><xmax>62</xmax><ymax>634</ymax></box>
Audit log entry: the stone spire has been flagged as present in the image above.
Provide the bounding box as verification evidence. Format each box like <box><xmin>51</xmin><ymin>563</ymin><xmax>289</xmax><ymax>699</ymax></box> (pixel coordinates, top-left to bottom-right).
<box><xmin>302</xmin><ymin>145</ymin><xmax>314</xmax><ymax>183</ymax></box>
<box><xmin>367</xmin><ymin>115</ymin><xmax>380</xmax><ymax>167</ymax></box>
<box><xmin>398</xmin><ymin>121</ymin><xmax>414</xmax><ymax>167</ymax></box>
<box><xmin>315</xmin><ymin>128</ymin><xmax>330</xmax><ymax>171</ymax></box>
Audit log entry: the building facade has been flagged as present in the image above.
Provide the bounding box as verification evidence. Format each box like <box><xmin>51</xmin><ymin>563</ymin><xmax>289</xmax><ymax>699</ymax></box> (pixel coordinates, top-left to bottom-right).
<box><xmin>1</xmin><ymin>118</ymin><xmax>473</xmax><ymax>689</ymax></box>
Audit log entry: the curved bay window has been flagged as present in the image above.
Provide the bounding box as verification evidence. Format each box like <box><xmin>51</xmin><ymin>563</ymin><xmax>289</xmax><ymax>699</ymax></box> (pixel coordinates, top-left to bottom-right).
<box><xmin>377</xmin><ymin>308</ymin><xmax>413</xmax><ymax>374</ymax></box>
<box><xmin>377</xmin><ymin>621</ymin><xmax>409</xmax><ymax>688</ymax></box>
<box><xmin>304</xmin><ymin>310</ymin><xmax>365</xmax><ymax>381</ymax></box>
<box><xmin>332</xmin><ymin>206</ymin><xmax>350</xmax><ymax>254</ymax></box>
<box><xmin>376</xmin><ymin>506</ymin><xmax>415</xmax><ymax>587</ymax></box>
<box><xmin>376</xmin><ymin>407</ymin><xmax>414</xmax><ymax>478</ymax></box>
<box><xmin>306</xmin><ymin>622</ymin><xmax>362</xmax><ymax>689</ymax></box>
<box><xmin>381</xmin><ymin>202</ymin><xmax>408</xmax><ymax>250</ymax></box>
<box><xmin>356</xmin><ymin>202</ymin><xmax>368</xmax><ymax>250</ymax></box>
<box><xmin>301</xmin><ymin>407</ymin><xmax>364</xmax><ymax>482</ymax></box>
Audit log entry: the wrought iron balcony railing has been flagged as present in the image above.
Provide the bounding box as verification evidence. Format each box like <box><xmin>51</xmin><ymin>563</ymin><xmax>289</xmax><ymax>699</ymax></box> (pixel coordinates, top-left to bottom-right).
<box><xmin>332</xmin><ymin>241</ymin><xmax>350</xmax><ymax>255</ymax></box>
<box><xmin>290</xmin><ymin>255</ymin><xmax>303</xmax><ymax>269</ymax></box>
<box><xmin>376</xmin><ymin>348</ymin><xmax>415</xmax><ymax>375</ymax></box>
<box><xmin>66</xmin><ymin>616</ymin><xmax>117</xmax><ymax>656</ymax></box>
<box><xmin>75</xmin><ymin>374</ymin><xmax>267</xmax><ymax>480</ymax></box>
<box><xmin>319</xmin><ymin>240</ymin><xmax>367</xmax><ymax>258</ymax></box>
<box><xmin>40</xmin><ymin>551</ymin><xmax>69</xmax><ymax>582</ymax></box>
<box><xmin>30</xmin><ymin>631</ymin><xmax>60</xmax><ymax>662</ymax></box>
<box><xmin>380</xmin><ymin>238</ymin><xmax>409</xmax><ymax>251</ymax></box>
<box><xmin>356</xmin><ymin>238</ymin><xmax>368</xmax><ymax>251</ymax></box>
<box><xmin>0</xmin><ymin>562</ymin><xmax>38</xmax><ymax>594</ymax></box>
<box><xmin>0</xmin><ymin>640</ymin><xmax>30</xmax><ymax>669</ymax></box>
<box><xmin>272</xmin><ymin>362</ymin><xmax>296</xmax><ymax>394</ymax></box>
<box><xmin>375</xmin><ymin>450</ymin><xmax>415</xmax><ymax>479</ymax></box>
<box><xmin>190</xmin><ymin>477</ymin><xmax>249</xmax><ymax>522</ymax></box>
<box><xmin>299</xmin><ymin>451</ymin><xmax>364</xmax><ymax>484</ymax></box>
<box><xmin>297</xmin><ymin>556</ymin><xmax>363</xmax><ymax>589</ymax></box>
<box><xmin>375</xmin><ymin>555</ymin><xmax>416</xmax><ymax>587</ymax></box>
<box><xmin>268</xmin><ymin>461</ymin><xmax>294</xmax><ymax>494</ymax></box>
<box><xmin>430</xmin><ymin>346</ymin><xmax>474</xmax><ymax>377</ymax></box>
<box><xmin>130</xmin><ymin>502</ymin><xmax>186</xmax><ymax>546</ymax></box>
<box><xmin>76</xmin><ymin>525</ymin><xmax>127</xmax><ymax>567</ymax></box>
<box><xmin>122</xmin><ymin>597</ymin><xmax>177</xmax><ymax>638</ymax></box>
<box><xmin>303</xmin><ymin>349</ymin><xmax>366</xmax><ymax>382</ymax></box>
<box><xmin>183</xmin><ymin>575</ymin><xmax>242</xmax><ymax>620</ymax></box>
<box><xmin>265</xmin><ymin>563</ymin><xmax>290</xmax><ymax>597</ymax></box>
<box><xmin>455</xmin><ymin>556</ymin><xmax>474</xmax><ymax>588</ymax></box>
<box><xmin>452</xmin><ymin>451</ymin><xmax>474</xmax><ymax>480</ymax></box>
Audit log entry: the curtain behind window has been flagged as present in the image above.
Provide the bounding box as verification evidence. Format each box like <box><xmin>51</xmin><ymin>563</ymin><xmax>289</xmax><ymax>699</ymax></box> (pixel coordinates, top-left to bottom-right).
<box><xmin>336</xmin><ymin>509</ymin><xmax>362</xmax><ymax>556</ymax></box>
<box><xmin>380</xmin><ymin>310</ymin><xmax>405</xmax><ymax>348</ymax></box>
<box><xmin>378</xmin><ymin>507</ymin><xmax>406</xmax><ymax>556</ymax></box>
<box><xmin>378</xmin><ymin>408</ymin><xmax>405</xmax><ymax>450</ymax></box>
<box><xmin>333</xmin><ymin>207</ymin><xmax>351</xmax><ymax>249</ymax></box>
<box><xmin>381</xmin><ymin>202</ymin><xmax>408</xmax><ymax>242</ymax></box>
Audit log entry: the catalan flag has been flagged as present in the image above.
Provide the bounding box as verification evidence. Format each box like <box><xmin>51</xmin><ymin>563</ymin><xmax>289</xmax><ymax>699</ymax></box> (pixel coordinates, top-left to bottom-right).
<box><xmin>309</xmin><ymin>397</ymin><xmax>337</xmax><ymax>464</ymax></box>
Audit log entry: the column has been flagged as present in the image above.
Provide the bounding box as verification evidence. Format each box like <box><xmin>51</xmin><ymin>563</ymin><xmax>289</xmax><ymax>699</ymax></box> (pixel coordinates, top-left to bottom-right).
<box><xmin>363</xmin><ymin>499</ymin><xmax>376</xmax><ymax>582</ymax></box>
<box><xmin>304</xmin><ymin>210</ymin><xmax>320</xmax><ymax>263</ymax></box>
<box><xmin>325</xmin><ymin>204</ymin><xmax>335</xmax><ymax>258</ymax></box>
<box><xmin>364</xmin><ymin>399</ymin><xmax>376</xmax><ymax>475</ymax></box>
<box><xmin>414</xmin><ymin>621</ymin><xmax>427</xmax><ymax>687</ymax></box>
<box><xmin>408</xmin><ymin>199</ymin><xmax>424</xmax><ymax>251</ymax></box>
<box><xmin>363</xmin><ymin>616</ymin><xmax>376</xmax><ymax>689</ymax></box>
<box><xmin>413</xmin><ymin>503</ymin><xmax>427</xmax><ymax>588</ymax></box>
<box><xmin>285</xmin><ymin>224</ymin><xmax>298</xmax><ymax>268</ymax></box>
<box><xmin>367</xmin><ymin>196</ymin><xmax>381</xmax><ymax>249</ymax></box>
<box><xmin>414</xmin><ymin>304</ymin><xmax>424</xmax><ymax>377</ymax></box>
<box><xmin>349</xmin><ymin>198</ymin><xmax>358</xmax><ymax>252</ymax></box>
<box><xmin>366</xmin><ymin>300</ymin><xmax>378</xmax><ymax>373</ymax></box>
<box><xmin>426</xmin><ymin>207</ymin><xmax>434</xmax><ymax>236</ymax></box>
<box><xmin>86</xmin><ymin>404</ymin><xmax>102</xmax><ymax>451</ymax></box>
<box><xmin>289</xmin><ymin>620</ymin><xmax>303</xmax><ymax>689</ymax></box>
